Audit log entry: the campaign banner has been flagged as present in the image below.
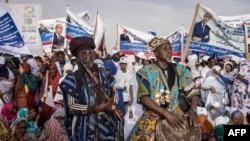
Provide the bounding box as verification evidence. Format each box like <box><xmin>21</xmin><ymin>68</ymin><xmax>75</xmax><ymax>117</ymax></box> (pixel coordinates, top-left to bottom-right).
<box><xmin>37</xmin><ymin>19</ymin><xmax>55</xmax><ymax>54</ymax></box>
<box><xmin>66</xmin><ymin>6</ymin><xmax>94</xmax><ymax>36</ymax></box>
<box><xmin>8</xmin><ymin>4</ymin><xmax>42</xmax><ymax>50</ymax></box>
<box><xmin>117</xmin><ymin>24</ymin><xmax>154</xmax><ymax>56</ymax></box>
<box><xmin>0</xmin><ymin>1</ymin><xmax>30</xmax><ymax>55</ymax></box>
<box><xmin>189</xmin><ymin>4</ymin><xmax>245</xmax><ymax>56</ymax></box>
<box><xmin>51</xmin><ymin>20</ymin><xmax>66</xmax><ymax>53</ymax></box>
<box><xmin>165</xmin><ymin>26</ymin><xmax>188</xmax><ymax>58</ymax></box>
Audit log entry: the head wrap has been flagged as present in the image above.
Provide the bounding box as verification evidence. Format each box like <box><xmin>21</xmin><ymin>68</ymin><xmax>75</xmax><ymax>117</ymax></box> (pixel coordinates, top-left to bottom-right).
<box><xmin>147</xmin><ymin>37</ymin><xmax>171</xmax><ymax>51</ymax></box>
<box><xmin>104</xmin><ymin>59</ymin><xmax>117</xmax><ymax>75</ymax></box>
<box><xmin>44</xmin><ymin>119</ymin><xmax>68</xmax><ymax>141</ymax></box>
<box><xmin>69</xmin><ymin>36</ymin><xmax>95</xmax><ymax>57</ymax></box>
<box><xmin>198</xmin><ymin>115</ymin><xmax>214</xmax><ymax>135</ymax></box>
<box><xmin>1</xmin><ymin>103</ymin><xmax>17</xmax><ymax>122</ymax></box>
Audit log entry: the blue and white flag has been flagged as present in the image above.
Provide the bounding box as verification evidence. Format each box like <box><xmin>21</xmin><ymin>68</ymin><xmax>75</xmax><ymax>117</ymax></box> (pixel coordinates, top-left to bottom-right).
<box><xmin>189</xmin><ymin>4</ymin><xmax>245</xmax><ymax>57</ymax></box>
<box><xmin>65</xmin><ymin>22</ymin><xmax>92</xmax><ymax>40</ymax></box>
<box><xmin>66</xmin><ymin>6</ymin><xmax>94</xmax><ymax>36</ymax></box>
<box><xmin>165</xmin><ymin>26</ymin><xmax>188</xmax><ymax>58</ymax></box>
<box><xmin>0</xmin><ymin>1</ymin><xmax>30</xmax><ymax>55</ymax></box>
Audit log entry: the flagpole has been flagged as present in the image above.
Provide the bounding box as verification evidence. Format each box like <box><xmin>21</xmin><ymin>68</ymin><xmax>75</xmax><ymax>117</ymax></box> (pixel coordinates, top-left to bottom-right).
<box><xmin>115</xmin><ymin>23</ymin><xmax>119</xmax><ymax>50</ymax></box>
<box><xmin>93</xmin><ymin>11</ymin><xmax>98</xmax><ymax>49</ymax></box>
<box><xmin>181</xmin><ymin>3</ymin><xmax>200</xmax><ymax>63</ymax></box>
<box><xmin>244</xmin><ymin>22</ymin><xmax>249</xmax><ymax>60</ymax></box>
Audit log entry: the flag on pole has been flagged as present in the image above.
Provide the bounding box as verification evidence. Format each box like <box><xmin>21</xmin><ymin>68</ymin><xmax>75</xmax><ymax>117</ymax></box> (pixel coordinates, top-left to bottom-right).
<box><xmin>0</xmin><ymin>1</ymin><xmax>30</xmax><ymax>55</ymax></box>
<box><xmin>93</xmin><ymin>11</ymin><xmax>106</xmax><ymax>55</ymax></box>
<box><xmin>165</xmin><ymin>26</ymin><xmax>188</xmax><ymax>58</ymax></box>
<box><xmin>66</xmin><ymin>6</ymin><xmax>94</xmax><ymax>36</ymax></box>
<box><xmin>117</xmin><ymin>24</ymin><xmax>155</xmax><ymax>56</ymax></box>
<box><xmin>188</xmin><ymin>4</ymin><xmax>246</xmax><ymax>57</ymax></box>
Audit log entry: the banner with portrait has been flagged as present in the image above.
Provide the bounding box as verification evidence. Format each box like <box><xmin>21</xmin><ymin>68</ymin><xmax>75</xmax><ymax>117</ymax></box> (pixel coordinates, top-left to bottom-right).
<box><xmin>117</xmin><ymin>24</ymin><xmax>155</xmax><ymax>56</ymax></box>
<box><xmin>37</xmin><ymin>19</ymin><xmax>55</xmax><ymax>55</ymax></box>
<box><xmin>0</xmin><ymin>1</ymin><xmax>30</xmax><ymax>55</ymax></box>
<box><xmin>51</xmin><ymin>20</ymin><xmax>66</xmax><ymax>53</ymax></box>
<box><xmin>165</xmin><ymin>26</ymin><xmax>188</xmax><ymax>58</ymax></box>
<box><xmin>189</xmin><ymin>4</ymin><xmax>246</xmax><ymax>57</ymax></box>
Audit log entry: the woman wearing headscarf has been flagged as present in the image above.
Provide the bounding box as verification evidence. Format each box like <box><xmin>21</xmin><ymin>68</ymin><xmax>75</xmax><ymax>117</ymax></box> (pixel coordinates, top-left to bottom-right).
<box><xmin>231</xmin><ymin>59</ymin><xmax>250</xmax><ymax>117</ymax></box>
<box><xmin>8</xmin><ymin>118</ymin><xmax>28</xmax><ymax>141</ymax></box>
<box><xmin>14</xmin><ymin>62</ymin><xmax>38</xmax><ymax>110</ymax></box>
<box><xmin>43</xmin><ymin>119</ymin><xmax>68</xmax><ymax>141</ymax></box>
<box><xmin>1</xmin><ymin>102</ymin><xmax>17</xmax><ymax>125</ymax></box>
<box><xmin>40</xmin><ymin>63</ymin><xmax>61</xmax><ymax>127</ymax></box>
<box><xmin>17</xmin><ymin>108</ymin><xmax>40</xmax><ymax>140</ymax></box>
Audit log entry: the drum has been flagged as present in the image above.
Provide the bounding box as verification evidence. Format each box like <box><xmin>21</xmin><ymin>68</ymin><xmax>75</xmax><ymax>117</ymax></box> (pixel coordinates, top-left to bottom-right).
<box><xmin>156</xmin><ymin>115</ymin><xmax>201</xmax><ymax>141</ymax></box>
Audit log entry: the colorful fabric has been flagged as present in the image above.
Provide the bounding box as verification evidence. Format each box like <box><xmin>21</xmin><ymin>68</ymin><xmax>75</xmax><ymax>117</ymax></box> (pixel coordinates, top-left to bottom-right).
<box><xmin>1</xmin><ymin>103</ymin><xmax>16</xmax><ymax>123</ymax></box>
<box><xmin>231</xmin><ymin>59</ymin><xmax>250</xmax><ymax>114</ymax></box>
<box><xmin>127</xmin><ymin>63</ymin><xmax>198</xmax><ymax>140</ymax></box>
<box><xmin>44</xmin><ymin>119</ymin><xmax>68</xmax><ymax>141</ymax></box>
<box><xmin>60</xmin><ymin>67</ymin><xmax>118</xmax><ymax>141</ymax></box>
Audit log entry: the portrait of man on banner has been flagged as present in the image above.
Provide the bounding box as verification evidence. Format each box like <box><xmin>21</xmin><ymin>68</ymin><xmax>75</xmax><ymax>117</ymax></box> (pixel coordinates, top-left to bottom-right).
<box><xmin>192</xmin><ymin>12</ymin><xmax>212</xmax><ymax>43</ymax></box>
<box><xmin>52</xmin><ymin>23</ymin><xmax>65</xmax><ymax>52</ymax></box>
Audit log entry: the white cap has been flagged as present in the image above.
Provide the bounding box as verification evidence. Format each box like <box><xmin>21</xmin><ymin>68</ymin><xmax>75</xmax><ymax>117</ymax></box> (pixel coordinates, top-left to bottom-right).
<box><xmin>136</xmin><ymin>52</ymin><xmax>146</xmax><ymax>59</ymax></box>
<box><xmin>0</xmin><ymin>56</ymin><xmax>5</xmax><ymax>65</ymax></box>
<box><xmin>211</xmin><ymin>101</ymin><xmax>220</xmax><ymax>108</ymax></box>
<box><xmin>111</xmin><ymin>49</ymin><xmax>119</xmax><ymax>56</ymax></box>
<box><xmin>202</xmin><ymin>55</ymin><xmax>210</xmax><ymax>62</ymax></box>
<box><xmin>119</xmin><ymin>56</ymin><xmax>127</xmax><ymax>64</ymax></box>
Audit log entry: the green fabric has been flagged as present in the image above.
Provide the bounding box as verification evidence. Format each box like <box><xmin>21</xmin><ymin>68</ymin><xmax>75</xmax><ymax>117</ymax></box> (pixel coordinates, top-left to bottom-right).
<box><xmin>21</xmin><ymin>73</ymin><xmax>39</xmax><ymax>94</ymax></box>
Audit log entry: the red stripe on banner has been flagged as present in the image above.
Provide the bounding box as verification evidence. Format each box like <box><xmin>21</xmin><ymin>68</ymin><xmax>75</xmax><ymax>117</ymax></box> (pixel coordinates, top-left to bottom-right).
<box><xmin>42</xmin><ymin>41</ymin><xmax>52</xmax><ymax>46</ymax></box>
<box><xmin>121</xmin><ymin>50</ymin><xmax>135</xmax><ymax>55</ymax></box>
<box><xmin>65</xmin><ymin>35</ymin><xmax>74</xmax><ymax>40</ymax></box>
<box><xmin>121</xmin><ymin>50</ymin><xmax>155</xmax><ymax>57</ymax></box>
<box><xmin>248</xmin><ymin>35</ymin><xmax>250</xmax><ymax>38</ymax></box>
<box><xmin>172</xmin><ymin>52</ymin><xmax>181</xmax><ymax>56</ymax></box>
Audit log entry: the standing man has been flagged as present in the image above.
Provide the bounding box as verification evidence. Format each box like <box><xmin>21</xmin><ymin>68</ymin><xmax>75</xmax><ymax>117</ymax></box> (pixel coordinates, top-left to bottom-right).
<box><xmin>59</xmin><ymin>37</ymin><xmax>119</xmax><ymax>141</ymax></box>
<box><xmin>127</xmin><ymin>37</ymin><xmax>200</xmax><ymax>140</ymax></box>
<box><xmin>52</xmin><ymin>23</ymin><xmax>65</xmax><ymax>52</ymax></box>
<box><xmin>192</xmin><ymin>12</ymin><xmax>212</xmax><ymax>43</ymax></box>
<box><xmin>120</xmin><ymin>29</ymin><xmax>131</xmax><ymax>42</ymax></box>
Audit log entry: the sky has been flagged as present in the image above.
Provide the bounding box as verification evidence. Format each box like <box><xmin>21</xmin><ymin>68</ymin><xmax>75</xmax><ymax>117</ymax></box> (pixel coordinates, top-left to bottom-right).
<box><xmin>5</xmin><ymin>0</ymin><xmax>250</xmax><ymax>54</ymax></box>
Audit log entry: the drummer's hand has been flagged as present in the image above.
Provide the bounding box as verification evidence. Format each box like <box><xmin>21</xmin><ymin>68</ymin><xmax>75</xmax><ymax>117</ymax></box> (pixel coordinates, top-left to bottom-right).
<box><xmin>184</xmin><ymin>108</ymin><xmax>199</xmax><ymax>127</ymax></box>
<box><xmin>163</xmin><ymin>111</ymin><xmax>186</xmax><ymax>131</ymax></box>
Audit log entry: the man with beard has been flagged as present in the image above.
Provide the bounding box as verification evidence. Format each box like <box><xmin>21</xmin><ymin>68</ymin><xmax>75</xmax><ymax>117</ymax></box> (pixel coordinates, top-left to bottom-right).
<box><xmin>59</xmin><ymin>37</ymin><xmax>120</xmax><ymax>141</ymax></box>
<box><xmin>127</xmin><ymin>37</ymin><xmax>200</xmax><ymax>141</ymax></box>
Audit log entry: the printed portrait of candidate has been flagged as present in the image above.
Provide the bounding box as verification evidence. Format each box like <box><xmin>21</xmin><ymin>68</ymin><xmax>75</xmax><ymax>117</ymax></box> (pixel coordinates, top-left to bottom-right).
<box><xmin>120</xmin><ymin>29</ymin><xmax>131</xmax><ymax>42</ymax></box>
<box><xmin>192</xmin><ymin>12</ymin><xmax>212</xmax><ymax>43</ymax></box>
<box><xmin>52</xmin><ymin>23</ymin><xmax>65</xmax><ymax>52</ymax></box>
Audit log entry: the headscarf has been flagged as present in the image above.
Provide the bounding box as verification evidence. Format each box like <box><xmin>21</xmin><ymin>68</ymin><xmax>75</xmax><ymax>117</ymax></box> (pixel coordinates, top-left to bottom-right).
<box><xmin>198</xmin><ymin>115</ymin><xmax>214</xmax><ymax>135</ymax></box>
<box><xmin>1</xmin><ymin>103</ymin><xmax>17</xmax><ymax>123</ymax></box>
<box><xmin>104</xmin><ymin>59</ymin><xmax>117</xmax><ymax>75</ymax></box>
<box><xmin>22</xmin><ymin>62</ymin><xmax>31</xmax><ymax>74</ymax></box>
<box><xmin>48</xmin><ymin>63</ymin><xmax>61</xmax><ymax>97</ymax></box>
<box><xmin>221</xmin><ymin>61</ymin><xmax>236</xmax><ymax>81</ymax></box>
<box><xmin>44</xmin><ymin>119</ymin><xmax>68</xmax><ymax>141</ymax></box>
<box><xmin>17</xmin><ymin>108</ymin><xmax>40</xmax><ymax>134</ymax></box>
<box><xmin>187</xmin><ymin>54</ymin><xmax>202</xmax><ymax>78</ymax></box>
<box><xmin>231</xmin><ymin>109</ymin><xmax>244</xmax><ymax>125</ymax></box>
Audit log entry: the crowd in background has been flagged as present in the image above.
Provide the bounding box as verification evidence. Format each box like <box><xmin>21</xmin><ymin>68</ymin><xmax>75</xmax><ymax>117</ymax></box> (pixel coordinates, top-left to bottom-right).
<box><xmin>0</xmin><ymin>47</ymin><xmax>250</xmax><ymax>141</ymax></box>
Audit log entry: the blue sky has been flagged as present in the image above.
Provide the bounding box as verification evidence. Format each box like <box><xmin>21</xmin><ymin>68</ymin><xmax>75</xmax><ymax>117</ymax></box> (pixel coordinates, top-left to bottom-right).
<box><xmin>8</xmin><ymin>0</ymin><xmax>250</xmax><ymax>53</ymax></box>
